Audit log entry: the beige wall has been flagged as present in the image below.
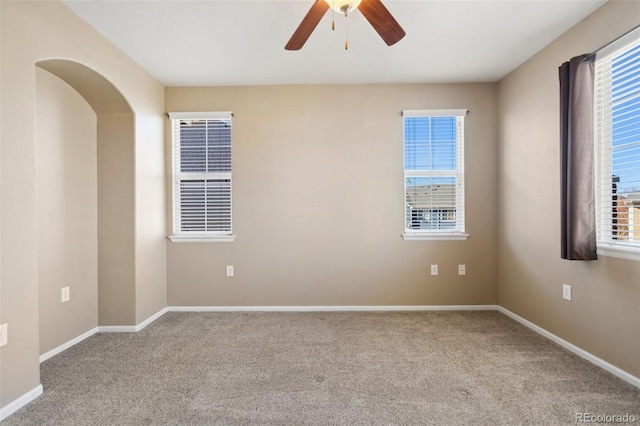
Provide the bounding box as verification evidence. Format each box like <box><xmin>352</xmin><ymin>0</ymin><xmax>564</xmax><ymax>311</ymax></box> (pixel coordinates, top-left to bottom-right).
<box><xmin>0</xmin><ymin>0</ymin><xmax>166</xmax><ymax>409</ymax></box>
<box><xmin>135</xmin><ymin>111</ymin><xmax>168</xmax><ymax>324</ymax></box>
<box><xmin>497</xmin><ymin>0</ymin><xmax>640</xmax><ymax>377</ymax></box>
<box><xmin>166</xmin><ymin>84</ymin><xmax>498</xmax><ymax>307</ymax></box>
<box><xmin>36</xmin><ymin>68</ymin><xmax>99</xmax><ymax>354</ymax></box>
<box><xmin>98</xmin><ymin>113</ymin><xmax>136</xmax><ymax>326</ymax></box>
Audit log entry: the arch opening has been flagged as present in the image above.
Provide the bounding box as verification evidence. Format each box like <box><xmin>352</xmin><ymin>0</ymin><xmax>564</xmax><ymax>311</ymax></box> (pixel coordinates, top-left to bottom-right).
<box><xmin>35</xmin><ymin>60</ymin><xmax>137</xmax><ymax>359</ymax></box>
<box><xmin>36</xmin><ymin>59</ymin><xmax>132</xmax><ymax>115</ymax></box>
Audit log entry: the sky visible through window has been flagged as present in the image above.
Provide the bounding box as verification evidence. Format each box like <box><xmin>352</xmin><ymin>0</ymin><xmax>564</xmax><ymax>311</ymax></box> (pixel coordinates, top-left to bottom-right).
<box><xmin>404</xmin><ymin>116</ymin><xmax>457</xmax><ymax>189</ymax></box>
<box><xmin>612</xmin><ymin>43</ymin><xmax>640</xmax><ymax>196</ymax></box>
<box><xmin>404</xmin><ymin>116</ymin><xmax>456</xmax><ymax>172</ymax></box>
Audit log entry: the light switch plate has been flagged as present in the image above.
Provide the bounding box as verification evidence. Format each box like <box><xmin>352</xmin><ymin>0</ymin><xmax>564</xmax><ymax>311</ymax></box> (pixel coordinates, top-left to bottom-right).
<box><xmin>62</xmin><ymin>287</ymin><xmax>70</xmax><ymax>302</ymax></box>
<box><xmin>563</xmin><ymin>284</ymin><xmax>572</xmax><ymax>301</ymax></box>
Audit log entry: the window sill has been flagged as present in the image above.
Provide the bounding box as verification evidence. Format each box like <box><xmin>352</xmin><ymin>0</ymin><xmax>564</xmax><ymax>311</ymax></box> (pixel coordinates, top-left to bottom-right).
<box><xmin>169</xmin><ymin>234</ymin><xmax>236</xmax><ymax>243</ymax></box>
<box><xmin>597</xmin><ymin>243</ymin><xmax>640</xmax><ymax>261</ymax></box>
<box><xmin>402</xmin><ymin>233</ymin><xmax>469</xmax><ymax>241</ymax></box>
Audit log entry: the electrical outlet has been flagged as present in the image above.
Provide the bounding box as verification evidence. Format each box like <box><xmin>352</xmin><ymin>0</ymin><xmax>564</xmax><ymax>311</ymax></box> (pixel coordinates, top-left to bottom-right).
<box><xmin>0</xmin><ymin>323</ymin><xmax>7</xmax><ymax>347</ymax></box>
<box><xmin>458</xmin><ymin>264</ymin><xmax>466</xmax><ymax>275</ymax></box>
<box><xmin>61</xmin><ymin>286</ymin><xmax>70</xmax><ymax>302</ymax></box>
<box><xmin>226</xmin><ymin>265</ymin><xmax>234</xmax><ymax>277</ymax></box>
<box><xmin>563</xmin><ymin>284</ymin><xmax>572</xmax><ymax>301</ymax></box>
<box><xmin>430</xmin><ymin>265</ymin><xmax>438</xmax><ymax>276</ymax></box>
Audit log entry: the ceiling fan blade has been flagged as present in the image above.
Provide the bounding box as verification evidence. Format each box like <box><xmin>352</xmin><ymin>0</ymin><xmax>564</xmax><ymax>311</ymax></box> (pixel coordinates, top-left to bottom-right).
<box><xmin>358</xmin><ymin>0</ymin><xmax>406</xmax><ymax>46</ymax></box>
<box><xmin>285</xmin><ymin>0</ymin><xmax>330</xmax><ymax>51</ymax></box>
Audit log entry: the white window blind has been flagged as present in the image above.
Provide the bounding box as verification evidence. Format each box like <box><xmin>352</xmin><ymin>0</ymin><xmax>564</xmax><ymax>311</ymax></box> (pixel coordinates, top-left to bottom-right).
<box><xmin>403</xmin><ymin>109</ymin><xmax>467</xmax><ymax>239</ymax></box>
<box><xmin>594</xmin><ymin>28</ymin><xmax>640</xmax><ymax>256</ymax></box>
<box><xmin>169</xmin><ymin>112</ymin><xmax>233</xmax><ymax>240</ymax></box>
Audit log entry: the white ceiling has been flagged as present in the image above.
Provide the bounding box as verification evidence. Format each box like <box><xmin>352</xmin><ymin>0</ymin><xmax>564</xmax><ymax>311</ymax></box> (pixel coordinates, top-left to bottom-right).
<box><xmin>63</xmin><ymin>0</ymin><xmax>607</xmax><ymax>87</ymax></box>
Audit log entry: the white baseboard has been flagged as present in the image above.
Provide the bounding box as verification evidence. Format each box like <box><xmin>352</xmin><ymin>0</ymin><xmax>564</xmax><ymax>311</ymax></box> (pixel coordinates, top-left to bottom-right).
<box><xmin>135</xmin><ymin>307</ymin><xmax>169</xmax><ymax>331</ymax></box>
<box><xmin>97</xmin><ymin>325</ymin><xmax>138</xmax><ymax>332</ymax></box>
<box><xmin>97</xmin><ymin>307</ymin><xmax>169</xmax><ymax>333</ymax></box>
<box><xmin>39</xmin><ymin>307</ymin><xmax>170</xmax><ymax>362</ymax></box>
<box><xmin>498</xmin><ymin>306</ymin><xmax>640</xmax><ymax>388</ymax></box>
<box><xmin>0</xmin><ymin>384</ymin><xmax>43</xmax><ymax>421</ymax></box>
<box><xmin>39</xmin><ymin>327</ymin><xmax>99</xmax><ymax>363</ymax></box>
<box><xmin>168</xmin><ymin>305</ymin><xmax>500</xmax><ymax>312</ymax></box>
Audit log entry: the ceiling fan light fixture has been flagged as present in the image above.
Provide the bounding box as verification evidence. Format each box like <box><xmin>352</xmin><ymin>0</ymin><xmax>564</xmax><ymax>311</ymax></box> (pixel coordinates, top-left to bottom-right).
<box><xmin>324</xmin><ymin>0</ymin><xmax>362</xmax><ymax>16</ymax></box>
<box><xmin>285</xmin><ymin>0</ymin><xmax>405</xmax><ymax>51</ymax></box>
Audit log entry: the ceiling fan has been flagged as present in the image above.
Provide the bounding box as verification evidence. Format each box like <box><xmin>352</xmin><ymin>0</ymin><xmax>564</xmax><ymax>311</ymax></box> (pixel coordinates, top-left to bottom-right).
<box><xmin>285</xmin><ymin>0</ymin><xmax>405</xmax><ymax>50</ymax></box>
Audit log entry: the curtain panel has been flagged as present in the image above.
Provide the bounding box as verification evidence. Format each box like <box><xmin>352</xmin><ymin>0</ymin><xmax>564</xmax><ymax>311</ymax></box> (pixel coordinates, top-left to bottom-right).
<box><xmin>559</xmin><ymin>55</ymin><xmax>597</xmax><ymax>260</ymax></box>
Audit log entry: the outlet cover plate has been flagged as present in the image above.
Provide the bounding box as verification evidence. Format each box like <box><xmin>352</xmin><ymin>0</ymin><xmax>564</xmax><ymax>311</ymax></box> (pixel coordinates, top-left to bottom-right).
<box><xmin>0</xmin><ymin>323</ymin><xmax>7</xmax><ymax>347</ymax></box>
<box><xmin>430</xmin><ymin>265</ymin><xmax>438</xmax><ymax>276</ymax></box>
<box><xmin>458</xmin><ymin>264</ymin><xmax>466</xmax><ymax>275</ymax></box>
<box><xmin>226</xmin><ymin>266</ymin><xmax>234</xmax><ymax>277</ymax></box>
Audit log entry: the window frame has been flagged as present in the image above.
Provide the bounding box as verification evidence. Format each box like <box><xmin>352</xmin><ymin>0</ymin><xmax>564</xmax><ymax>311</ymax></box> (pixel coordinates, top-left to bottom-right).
<box><xmin>594</xmin><ymin>27</ymin><xmax>640</xmax><ymax>261</ymax></box>
<box><xmin>168</xmin><ymin>111</ymin><xmax>235</xmax><ymax>243</ymax></box>
<box><xmin>401</xmin><ymin>109</ymin><xmax>469</xmax><ymax>241</ymax></box>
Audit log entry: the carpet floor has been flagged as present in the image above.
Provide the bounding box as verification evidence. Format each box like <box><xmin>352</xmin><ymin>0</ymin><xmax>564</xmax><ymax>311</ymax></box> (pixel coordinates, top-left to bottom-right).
<box><xmin>4</xmin><ymin>311</ymin><xmax>639</xmax><ymax>425</ymax></box>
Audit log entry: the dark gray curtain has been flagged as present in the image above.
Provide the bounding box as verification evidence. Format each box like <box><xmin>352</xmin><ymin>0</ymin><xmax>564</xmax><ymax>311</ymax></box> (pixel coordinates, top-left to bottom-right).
<box><xmin>559</xmin><ymin>54</ymin><xmax>597</xmax><ymax>260</ymax></box>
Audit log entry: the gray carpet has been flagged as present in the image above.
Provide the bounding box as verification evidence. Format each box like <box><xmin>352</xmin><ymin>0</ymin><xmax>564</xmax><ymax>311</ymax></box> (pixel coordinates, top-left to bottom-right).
<box><xmin>4</xmin><ymin>311</ymin><xmax>639</xmax><ymax>425</ymax></box>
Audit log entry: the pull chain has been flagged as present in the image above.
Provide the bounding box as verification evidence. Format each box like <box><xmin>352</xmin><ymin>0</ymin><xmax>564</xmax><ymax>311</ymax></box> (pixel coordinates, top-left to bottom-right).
<box><xmin>345</xmin><ymin>13</ymin><xmax>349</xmax><ymax>50</ymax></box>
<box><xmin>332</xmin><ymin>0</ymin><xmax>335</xmax><ymax>30</ymax></box>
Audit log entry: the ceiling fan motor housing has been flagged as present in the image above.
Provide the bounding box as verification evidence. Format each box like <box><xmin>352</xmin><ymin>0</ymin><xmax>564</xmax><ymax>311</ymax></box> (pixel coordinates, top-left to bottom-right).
<box><xmin>325</xmin><ymin>0</ymin><xmax>362</xmax><ymax>16</ymax></box>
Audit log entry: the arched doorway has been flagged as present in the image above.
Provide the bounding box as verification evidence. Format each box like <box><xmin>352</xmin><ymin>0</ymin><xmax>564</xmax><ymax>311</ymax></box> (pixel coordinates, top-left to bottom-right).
<box><xmin>35</xmin><ymin>59</ymin><xmax>137</xmax><ymax>357</ymax></box>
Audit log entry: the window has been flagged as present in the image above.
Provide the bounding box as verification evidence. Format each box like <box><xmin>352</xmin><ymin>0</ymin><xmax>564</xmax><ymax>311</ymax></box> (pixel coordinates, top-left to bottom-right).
<box><xmin>402</xmin><ymin>109</ymin><xmax>468</xmax><ymax>241</ymax></box>
<box><xmin>594</xmin><ymin>28</ymin><xmax>640</xmax><ymax>260</ymax></box>
<box><xmin>169</xmin><ymin>111</ymin><xmax>235</xmax><ymax>242</ymax></box>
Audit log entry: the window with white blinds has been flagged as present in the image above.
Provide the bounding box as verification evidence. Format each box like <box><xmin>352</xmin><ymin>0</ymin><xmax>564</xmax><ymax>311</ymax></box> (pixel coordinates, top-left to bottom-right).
<box><xmin>169</xmin><ymin>111</ymin><xmax>234</xmax><ymax>242</ymax></box>
<box><xmin>594</xmin><ymin>28</ymin><xmax>640</xmax><ymax>259</ymax></box>
<box><xmin>402</xmin><ymin>109</ymin><xmax>468</xmax><ymax>240</ymax></box>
